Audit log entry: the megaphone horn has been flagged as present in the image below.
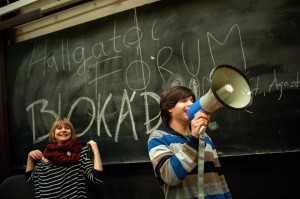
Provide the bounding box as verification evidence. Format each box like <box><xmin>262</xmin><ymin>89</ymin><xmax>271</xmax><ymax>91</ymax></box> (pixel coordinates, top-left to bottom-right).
<box><xmin>187</xmin><ymin>64</ymin><xmax>253</xmax><ymax>122</ymax></box>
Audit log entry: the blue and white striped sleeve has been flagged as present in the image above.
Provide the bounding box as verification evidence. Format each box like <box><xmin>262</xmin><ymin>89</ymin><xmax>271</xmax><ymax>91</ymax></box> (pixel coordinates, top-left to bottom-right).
<box><xmin>148</xmin><ymin>131</ymin><xmax>198</xmax><ymax>186</ymax></box>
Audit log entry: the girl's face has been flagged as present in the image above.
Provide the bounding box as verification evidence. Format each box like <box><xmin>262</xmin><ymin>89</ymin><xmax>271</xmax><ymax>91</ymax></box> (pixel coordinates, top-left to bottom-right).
<box><xmin>54</xmin><ymin>124</ymin><xmax>72</xmax><ymax>144</ymax></box>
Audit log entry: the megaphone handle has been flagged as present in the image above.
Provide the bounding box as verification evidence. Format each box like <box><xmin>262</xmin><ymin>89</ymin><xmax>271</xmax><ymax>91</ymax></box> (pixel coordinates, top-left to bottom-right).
<box><xmin>198</xmin><ymin>134</ymin><xmax>205</xmax><ymax>199</ymax></box>
<box><xmin>199</xmin><ymin>126</ymin><xmax>206</xmax><ymax>139</ymax></box>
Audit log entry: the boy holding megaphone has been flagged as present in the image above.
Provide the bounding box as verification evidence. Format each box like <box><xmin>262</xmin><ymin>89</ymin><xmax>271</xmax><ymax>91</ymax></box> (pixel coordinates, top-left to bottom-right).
<box><xmin>147</xmin><ymin>86</ymin><xmax>232</xmax><ymax>199</ymax></box>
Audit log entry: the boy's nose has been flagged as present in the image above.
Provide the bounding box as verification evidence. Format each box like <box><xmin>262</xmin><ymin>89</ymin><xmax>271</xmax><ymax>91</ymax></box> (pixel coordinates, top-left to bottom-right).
<box><xmin>187</xmin><ymin>100</ymin><xmax>194</xmax><ymax>106</ymax></box>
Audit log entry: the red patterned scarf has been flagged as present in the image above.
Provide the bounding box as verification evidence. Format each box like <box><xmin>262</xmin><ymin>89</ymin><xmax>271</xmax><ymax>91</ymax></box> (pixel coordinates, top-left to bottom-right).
<box><xmin>43</xmin><ymin>138</ymin><xmax>82</xmax><ymax>165</ymax></box>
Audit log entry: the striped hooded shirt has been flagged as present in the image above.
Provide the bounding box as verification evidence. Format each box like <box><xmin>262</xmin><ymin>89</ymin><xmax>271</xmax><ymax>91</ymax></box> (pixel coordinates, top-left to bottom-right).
<box><xmin>26</xmin><ymin>146</ymin><xmax>103</xmax><ymax>199</ymax></box>
<box><xmin>148</xmin><ymin>127</ymin><xmax>232</xmax><ymax>199</ymax></box>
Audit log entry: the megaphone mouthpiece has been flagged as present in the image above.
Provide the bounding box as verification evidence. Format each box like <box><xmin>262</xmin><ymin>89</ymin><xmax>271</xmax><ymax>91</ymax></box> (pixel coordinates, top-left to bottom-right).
<box><xmin>215</xmin><ymin>84</ymin><xmax>234</xmax><ymax>101</ymax></box>
<box><xmin>224</xmin><ymin>84</ymin><xmax>234</xmax><ymax>93</ymax></box>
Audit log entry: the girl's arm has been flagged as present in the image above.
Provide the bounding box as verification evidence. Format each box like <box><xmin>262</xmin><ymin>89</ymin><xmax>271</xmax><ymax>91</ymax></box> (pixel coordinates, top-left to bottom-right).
<box><xmin>26</xmin><ymin>150</ymin><xmax>43</xmax><ymax>172</ymax></box>
<box><xmin>87</xmin><ymin>140</ymin><xmax>103</xmax><ymax>171</ymax></box>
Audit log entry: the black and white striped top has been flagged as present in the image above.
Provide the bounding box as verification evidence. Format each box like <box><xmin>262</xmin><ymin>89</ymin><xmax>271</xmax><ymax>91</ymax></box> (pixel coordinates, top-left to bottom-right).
<box><xmin>26</xmin><ymin>146</ymin><xmax>103</xmax><ymax>199</ymax></box>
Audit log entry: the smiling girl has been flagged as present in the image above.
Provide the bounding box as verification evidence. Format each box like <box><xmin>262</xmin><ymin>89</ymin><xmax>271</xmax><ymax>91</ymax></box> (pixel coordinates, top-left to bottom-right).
<box><xmin>25</xmin><ymin>117</ymin><xmax>103</xmax><ymax>198</ymax></box>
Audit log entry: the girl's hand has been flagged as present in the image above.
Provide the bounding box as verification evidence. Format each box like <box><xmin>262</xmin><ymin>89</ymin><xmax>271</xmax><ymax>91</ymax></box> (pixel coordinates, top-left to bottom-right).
<box><xmin>87</xmin><ymin>140</ymin><xmax>103</xmax><ymax>171</ymax></box>
<box><xmin>87</xmin><ymin>140</ymin><xmax>99</xmax><ymax>154</ymax></box>
<box><xmin>28</xmin><ymin>150</ymin><xmax>43</xmax><ymax>161</ymax></box>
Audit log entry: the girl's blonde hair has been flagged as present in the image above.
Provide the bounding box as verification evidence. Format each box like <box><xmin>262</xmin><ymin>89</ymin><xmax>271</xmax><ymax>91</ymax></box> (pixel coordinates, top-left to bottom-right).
<box><xmin>48</xmin><ymin>117</ymin><xmax>77</xmax><ymax>143</ymax></box>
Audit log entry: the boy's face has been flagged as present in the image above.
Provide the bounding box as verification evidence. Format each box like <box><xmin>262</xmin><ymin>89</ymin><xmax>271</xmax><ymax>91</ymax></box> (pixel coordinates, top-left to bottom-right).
<box><xmin>168</xmin><ymin>96</ymin><xmax>194</xmax><ymax>122</ymax></box>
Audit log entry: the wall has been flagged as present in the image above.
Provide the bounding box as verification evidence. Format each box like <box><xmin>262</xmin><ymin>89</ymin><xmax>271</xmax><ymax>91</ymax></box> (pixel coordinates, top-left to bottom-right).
<box><xmin>0</xmin><ymin>33</ymin><xmax>11</xmax><ymax>183</ymax></box>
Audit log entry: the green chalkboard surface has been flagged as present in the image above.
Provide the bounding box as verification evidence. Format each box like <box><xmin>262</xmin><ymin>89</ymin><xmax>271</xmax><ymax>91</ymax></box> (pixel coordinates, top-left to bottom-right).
<box><xmin>6</xmin><ymin>0</ymin><xmax>300</xmax><ymax>169</ymax></box>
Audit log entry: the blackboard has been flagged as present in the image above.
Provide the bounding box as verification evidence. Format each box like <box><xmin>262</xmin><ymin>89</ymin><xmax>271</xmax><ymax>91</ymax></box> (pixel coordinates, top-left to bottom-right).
<box><xmin>6</xmin><ymin>0</ymin><xmax>300</xmax><ymax>169</ymax></box>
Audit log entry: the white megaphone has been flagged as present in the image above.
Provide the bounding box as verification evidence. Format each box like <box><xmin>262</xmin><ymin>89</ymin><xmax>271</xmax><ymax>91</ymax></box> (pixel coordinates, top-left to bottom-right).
<box><xmin>187</xmin><ymin>65</ymin><xmax>253</xmax><ymax>134</ymax></box>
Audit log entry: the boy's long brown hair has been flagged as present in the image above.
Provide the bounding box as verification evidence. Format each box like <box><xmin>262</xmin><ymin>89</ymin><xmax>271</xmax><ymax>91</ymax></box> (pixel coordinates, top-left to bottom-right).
<box><xmin>160</xmin><ymin>86</ymin><xmax>195</xmax><ymax>126</ymax></box>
